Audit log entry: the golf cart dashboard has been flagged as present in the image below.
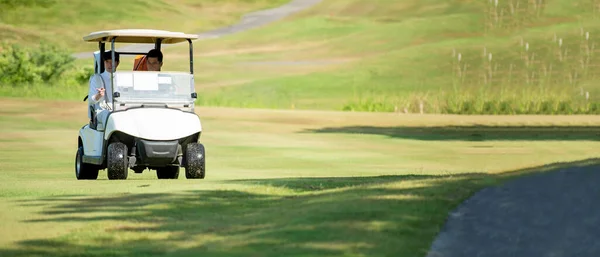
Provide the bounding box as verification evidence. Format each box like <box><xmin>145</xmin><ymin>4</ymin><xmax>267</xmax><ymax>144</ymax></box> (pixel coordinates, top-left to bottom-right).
<box><xmin>112</xmin><ymin>102</ymin><xmax>195</xmax><ymax>114</ymax></box>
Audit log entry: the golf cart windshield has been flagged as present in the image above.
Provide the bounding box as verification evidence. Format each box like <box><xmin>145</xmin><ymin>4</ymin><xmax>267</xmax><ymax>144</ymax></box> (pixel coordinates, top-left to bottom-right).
<box><xmin>112</xmin><ymin>71</ymin><xmax>194</xmax><ymax>106</ymax></box>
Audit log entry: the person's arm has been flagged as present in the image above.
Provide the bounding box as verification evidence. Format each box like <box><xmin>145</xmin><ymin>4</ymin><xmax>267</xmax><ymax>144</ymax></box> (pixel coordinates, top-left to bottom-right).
<box><xmin>88</xmin><ymin>75</ymin><xmax>104</xmax><ymax>104</ymax></box>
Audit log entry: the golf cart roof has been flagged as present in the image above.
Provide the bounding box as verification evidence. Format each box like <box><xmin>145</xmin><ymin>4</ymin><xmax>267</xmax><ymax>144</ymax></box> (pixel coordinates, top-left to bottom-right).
<box><xmin>83</xmin><ymin>29</ymin><xmax>199</xmax><ymax>44</ymax></box>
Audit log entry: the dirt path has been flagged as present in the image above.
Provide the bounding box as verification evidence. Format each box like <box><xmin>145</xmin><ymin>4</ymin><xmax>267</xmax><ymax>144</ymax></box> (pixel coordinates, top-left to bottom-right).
<box><xmin>72</xmin><ymin>0</ymin><xmax>323</xmax><ymax>59</ymax></box>
<box><xmin>426</xmin><ymin>163</ymin><xmax>600</xmax><ymax>257</ymax></box>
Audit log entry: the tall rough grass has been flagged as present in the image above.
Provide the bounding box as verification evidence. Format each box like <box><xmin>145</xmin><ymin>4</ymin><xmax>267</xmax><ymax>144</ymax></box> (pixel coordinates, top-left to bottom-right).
<box><xmin>343</xmin><ymin>0</ymin><xmax>600</xmax><ymax>114</ymax></box>
<box><xmin>443</xmin><ymin>4</ymin><xmax>600</xmax><ymax>115</ymax></box>
<box><xmin>343</xmin><ymin>88</ymin><xmax>600</xmax><ymax>115</ymax></box>
<box><xmin>444</xmin><ymin>0</ymin><xmax>599</xmax><ymax>114</ymax></box>
<box><xmin>485</xmin><ymin>0</ymin><xmax>547</xmax><ymax>33</ymax></box>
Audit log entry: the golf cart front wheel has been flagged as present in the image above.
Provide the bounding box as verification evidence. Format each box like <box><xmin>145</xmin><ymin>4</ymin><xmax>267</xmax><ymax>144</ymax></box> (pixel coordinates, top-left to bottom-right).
<box><xmin>185</xmin><ymin>143</ymin><xmax>205</xmax><ymax>179</ymax></box>
<box><xmin>107</xmin><ymin>142</ymin><xmax>129</xmax><ymax>180</ymax></box>
<box><xmin>75</xmin><ymin>146</ymin><xmax>99</xmax><ymax>180</ymax></box>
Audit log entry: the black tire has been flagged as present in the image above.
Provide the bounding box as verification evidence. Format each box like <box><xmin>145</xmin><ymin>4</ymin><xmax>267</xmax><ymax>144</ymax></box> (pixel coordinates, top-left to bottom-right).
<box><xmin>75</xmin><ymin>146</ymin><xmax>99</xmax><ymax>180</ymax></box>
<box><xmin>185</xmin><ymin>143</ymin><xmax>205</xmax><ymax>179</ymax></box>
<box><xmin>157</xmin><ymin>166</ymin><xmax>179</xmax><ymax>179</ymax></box>
<box><xmin>107</xmin><ymin>142</ymin><xmax>128</xmax><ymax>180</ymax></box>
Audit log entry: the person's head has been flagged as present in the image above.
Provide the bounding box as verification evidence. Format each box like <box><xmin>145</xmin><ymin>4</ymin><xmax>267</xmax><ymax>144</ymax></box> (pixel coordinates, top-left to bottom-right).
<box><xmin>102</xmin><ymin>51</ymin><xmax>120</xmax><ymax>72</ymax></box>
<box><xmin>146</xmin><ymin>49</ymin><xmax>163</xmax><ymax>71</ymax></box>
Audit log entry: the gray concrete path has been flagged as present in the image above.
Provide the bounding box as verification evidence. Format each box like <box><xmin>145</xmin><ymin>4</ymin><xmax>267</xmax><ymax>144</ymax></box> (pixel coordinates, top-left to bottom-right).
<box><xmin>427</xmin><ymin>164</ymin><xmax>600</xmax><ymax>257</ymax></box>
<box><xmin>73</xmin><ymin>0</ymin><xmax>322</xmax><ymax>59</ymax></box>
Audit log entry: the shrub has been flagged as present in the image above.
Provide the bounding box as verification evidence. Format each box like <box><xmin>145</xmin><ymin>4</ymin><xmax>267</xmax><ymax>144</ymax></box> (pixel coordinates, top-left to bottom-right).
<box><xmin>74</xmin><ymin>66</ymin><xmax>95</xmax><ymax>85</ymax></box>
<box><xmin>0</xmin><ymin>42</ymin><xmax>75</xmax><ymax>86</ymax></box>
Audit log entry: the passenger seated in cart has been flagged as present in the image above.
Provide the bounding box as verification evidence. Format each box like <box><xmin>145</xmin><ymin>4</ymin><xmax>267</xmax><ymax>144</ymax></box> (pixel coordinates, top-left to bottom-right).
<box><xmin>133</xmin><ymin>49</ymin><xmax>163</xmax><ymax>71</ymax></box>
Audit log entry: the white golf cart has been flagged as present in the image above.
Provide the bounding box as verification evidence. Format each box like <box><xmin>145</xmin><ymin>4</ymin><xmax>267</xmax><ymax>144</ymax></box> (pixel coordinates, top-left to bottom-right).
<box><xmin>75</xmin><ymin>29</ymin><xmax>206</xmax><ymax>180</ymax></box>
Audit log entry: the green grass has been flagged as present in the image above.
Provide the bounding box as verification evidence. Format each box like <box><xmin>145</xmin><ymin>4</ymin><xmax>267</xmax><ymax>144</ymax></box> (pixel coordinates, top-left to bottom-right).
<box><xmin>151</xmin><ymin>0</ymin><xmax>600</xmax><ymax>114</ymax></box>
<box><xmin>4</xmin><ymin>0</ymin><xmax>600</xmax><ymax>113</ymax></box>
<box><xmin>0</xmin><ymin>84</ymin><xmax>88</xmax><ymax>100</ymax></box>
<box><xmin>1</xmin><ymin>98</ymin><xmax>600</xmax><ymax>256</ymax></box>
<box><xmin>3</xmin><ymin>2</ymin><xmax>600</xmax><ymax>255</ymax></box>
<box><xmin>0</xmin><ymin>0</ymin><xmax>290</xmax><ymax>52</ymax></box>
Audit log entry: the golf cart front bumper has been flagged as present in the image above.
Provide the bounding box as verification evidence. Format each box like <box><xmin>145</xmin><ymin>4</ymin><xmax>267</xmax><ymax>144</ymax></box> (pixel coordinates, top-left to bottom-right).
<box><xmin>136</xmin><ymin>139</ymin><xmax>180</xmax><ymax>166</ymax></box>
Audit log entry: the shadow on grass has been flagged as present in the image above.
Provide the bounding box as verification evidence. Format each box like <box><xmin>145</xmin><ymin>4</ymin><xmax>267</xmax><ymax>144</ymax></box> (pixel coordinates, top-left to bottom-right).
<box><xmin>1</xmin><ymin>159</ymin><xmax>600</xmax><ymax>257</ymax></box>
<box><xmin>227</xmin><ymin>174</ymin><xmax>472</xmax><ymax>192</ymax></box>
<box><xmin>302</xmin><ymin>126</ymin><xmax>600</xmax><ymax>141</ymax></box>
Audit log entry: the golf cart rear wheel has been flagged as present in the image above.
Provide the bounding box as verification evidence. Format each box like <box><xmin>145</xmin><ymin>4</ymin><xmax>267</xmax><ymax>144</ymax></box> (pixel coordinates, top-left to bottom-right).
<box><xmin>185</xmin><ymin>143</ymin><xmax>205</xmax><ymax>179</ymax></box>
<box><xmin>75</xmin><ymin>146</ymin><xmax>99</xmax><ymax>180</ymax></box>
<box><xmin>157</xmin><ymin>166</ymin><xmax>179</xmax><ymax>179</ymax></box>
<box><xmin>107</xmin><ymin>142</ymin><xmax>128</xmax><ymax>180</ymax></box>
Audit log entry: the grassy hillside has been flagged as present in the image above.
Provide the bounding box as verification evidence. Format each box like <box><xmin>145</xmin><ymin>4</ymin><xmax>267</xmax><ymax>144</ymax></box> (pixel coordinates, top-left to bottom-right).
<box><xmin>2</xmin><ymin>0</ymin><xmax>599</xmax><ymax>114</ymax></box>
<box><xmin>0</xmin><ymin>0</ymin><xmax>289</xmax><ymax>52</ymax></box>
<box><xmin>154</xmin><ymin>0</ymin><xmax>600</xmax><ymax>114</ymax></box>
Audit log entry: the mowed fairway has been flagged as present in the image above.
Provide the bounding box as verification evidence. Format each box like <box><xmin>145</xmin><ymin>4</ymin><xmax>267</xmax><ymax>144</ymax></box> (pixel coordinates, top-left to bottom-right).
<box><xmin>1</xmin><ymin>98</ymin><xmax>600</xmax><ymax>256</ymax></box>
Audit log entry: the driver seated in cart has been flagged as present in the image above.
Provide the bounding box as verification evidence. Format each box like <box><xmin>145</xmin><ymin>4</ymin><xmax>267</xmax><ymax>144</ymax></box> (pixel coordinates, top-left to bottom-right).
<box><xmin>88</xmin><ymin>50</ymin><xmax>120</xmax><ymax>131</ymax></box>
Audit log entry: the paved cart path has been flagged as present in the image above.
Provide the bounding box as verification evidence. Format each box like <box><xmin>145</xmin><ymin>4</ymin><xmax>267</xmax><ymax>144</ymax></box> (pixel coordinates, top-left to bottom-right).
<box><xmin>426</xmin><ymin>163</ymin><xmax>600</xmax><ymax>257</ymax></box>
<box><xmin>73</xmin><ymin>0</ymin><xmax>322</xmax><ymax>59</ymax></box>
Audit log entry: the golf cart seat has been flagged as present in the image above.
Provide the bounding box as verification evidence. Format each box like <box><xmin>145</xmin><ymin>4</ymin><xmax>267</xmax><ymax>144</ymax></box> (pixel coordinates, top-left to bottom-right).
<box><xmin>133</xmin><ymin>55</ymin><xmax>149</xmax><ymax>71</ymax></box>
<box><xmin>82</xmin><ymin>50</ymin><xmax>104</xmax><ymax>130</ymax></box>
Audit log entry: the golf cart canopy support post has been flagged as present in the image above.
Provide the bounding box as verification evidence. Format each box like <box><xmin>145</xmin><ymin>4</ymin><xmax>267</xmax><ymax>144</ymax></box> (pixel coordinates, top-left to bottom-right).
<box><xmin>111</xmin><ymin>38</ymin><xmax>117</xmax><ymax>111</ymax></box>
<box><xmin>99</xmin><ymin>41</ymin><xmax>105</xmax><ymax>73</ymax></box>
<box><xmin>187</xmin><ymin>39</ymin><xmax>194</xmax><ymax>75</ymax></box>
<box><xmin>155</xmin><ymin>38</ymin><xmax>162</xmax><ymax>51</ymax></box>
